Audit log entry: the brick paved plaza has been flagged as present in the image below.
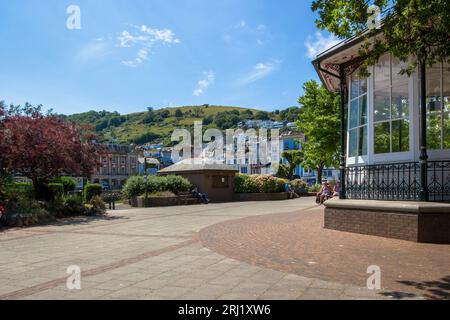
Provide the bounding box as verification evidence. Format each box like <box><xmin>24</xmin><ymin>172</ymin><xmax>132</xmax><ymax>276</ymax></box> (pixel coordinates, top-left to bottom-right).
<box><xmin>1</xmin><ymin>198</ymin><xmax>445</xmax><ymax>300</ymax></box>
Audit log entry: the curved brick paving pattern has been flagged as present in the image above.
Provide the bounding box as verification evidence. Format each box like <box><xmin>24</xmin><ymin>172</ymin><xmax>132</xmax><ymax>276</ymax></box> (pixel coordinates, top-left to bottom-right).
<box><xmin>199</xmin><ymin>206</ymin><xmax>450</xmax><ymax>300</ymax></box>
<box><xmin>0</xmin><ymin>198</ymin><xmax>433</xmax><ymax>300</ymax></box>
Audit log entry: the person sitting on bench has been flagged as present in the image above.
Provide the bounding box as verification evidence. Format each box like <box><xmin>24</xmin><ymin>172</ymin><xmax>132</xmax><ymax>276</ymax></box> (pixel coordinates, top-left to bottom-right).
<box><xmin>316</xmin><ymin>181</ymin><xmax>332</xmax><ymax>205</ymax></box>
<box><xmin>191</xmin><ymin>187</ymin><xmax>210</xmax><ymax>204</ymax></box>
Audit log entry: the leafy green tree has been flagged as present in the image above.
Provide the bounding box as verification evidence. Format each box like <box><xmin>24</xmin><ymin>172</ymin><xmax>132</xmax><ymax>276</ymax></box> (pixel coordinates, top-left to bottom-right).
<box><xmin>297</xmin><ymin>80</ymin><xmax>340</xmax><ymax>183</ymax></box>
<box><xmin>279</xmin><ymin>150</ymin><xmax>303</xmax><ymax>180</ymax></box>
<box><xmin>311</xmin><ymin>0</ymin><xmax>450</xmax><ymax>74</ymax></box>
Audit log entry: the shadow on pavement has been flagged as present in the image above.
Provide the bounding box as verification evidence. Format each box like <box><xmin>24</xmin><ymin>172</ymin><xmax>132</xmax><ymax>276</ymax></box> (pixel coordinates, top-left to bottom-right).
<box><xmin>398</xmin><ymin>275</ymin><xmax>450</xmax><ymax>300</ymax></box>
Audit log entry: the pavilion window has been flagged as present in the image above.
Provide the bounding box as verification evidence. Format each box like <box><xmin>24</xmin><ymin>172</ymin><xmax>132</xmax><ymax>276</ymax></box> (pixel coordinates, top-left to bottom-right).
<box><xmin>426</xmin><ymin>62</ymin><xmax>450</xmax><ymax>150</ymax></box>
<box><xmin>348</xmin><ymin>71</ymin><xmax>368</xmax><ymax>157</ymax></box>
<box><xmin>374</xmin><ymin>54</ymin><xmax>410</xmax><ymax>154</ymax></box>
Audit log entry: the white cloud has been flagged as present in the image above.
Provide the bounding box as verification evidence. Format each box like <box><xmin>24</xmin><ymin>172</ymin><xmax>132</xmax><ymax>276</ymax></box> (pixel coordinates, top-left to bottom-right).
<box><xmin>223</xmin><ymin>20</ymin><xmax>268</xmax><ymax>45</ymax></box>
<box><xmin>305</xmin><ymin>32</ymin><xmax>340</xmax><ymax>59</ymax></box>
<box><xmin>117</xmin><ymin>25</ymin><xmax>180</xmax><ymax>67</ymax></box>
<box><xmin>77</xmin><ymin>40</ymin><xmax>109</xmax><ymax>63</ymax></box>
<box><xmin>122</xmin><ymin>49</ymin><xmax>149</xmax><ymax>68</ymax></box>
<box><xmin>237</xmin><ymin>61</ymin><xmax>280</xmax><ymax>86</ymax></box>
<box><xmin>193</xmin><ymin>71</ymin><xmax>215</xmax><ymax>97</ymax></box>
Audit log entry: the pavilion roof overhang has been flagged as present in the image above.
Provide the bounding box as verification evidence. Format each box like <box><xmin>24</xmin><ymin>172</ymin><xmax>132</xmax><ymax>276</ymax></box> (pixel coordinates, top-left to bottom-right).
<box><xmin>312</xmin><ymin>30</ymin><xmax>375</xmax><ymax>92</ymax></box>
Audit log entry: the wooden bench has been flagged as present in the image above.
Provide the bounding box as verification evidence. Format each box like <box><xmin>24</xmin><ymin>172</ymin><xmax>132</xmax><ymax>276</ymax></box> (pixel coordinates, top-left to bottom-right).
<box><xmin>177</xmin><ymin>192</ymin><xmax>201</xmax><ymax>205</ymax></box>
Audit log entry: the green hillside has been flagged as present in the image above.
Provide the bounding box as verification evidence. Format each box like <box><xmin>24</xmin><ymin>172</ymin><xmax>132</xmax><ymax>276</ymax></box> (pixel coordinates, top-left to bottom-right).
<box><xmin>62</xmin><ymin>105</ymin><xmax>300</xmax><ymax>146</ymax></box>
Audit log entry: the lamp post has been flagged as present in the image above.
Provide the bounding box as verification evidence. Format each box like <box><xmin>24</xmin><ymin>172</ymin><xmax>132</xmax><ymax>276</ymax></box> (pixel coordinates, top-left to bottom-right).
<box><xmin>419</xmin><ymin>61</ymin><xmax>429</xmax><ymax>202</ymax></box>
<box><xmin>339</xmin><ymin>65</ymin><xmax>347</xmax><ymax>199</ymax></box>
<box><xmin>144</xmin><ymin>157</ymin><xmax>149</xmax><ymax>207</ymax></box>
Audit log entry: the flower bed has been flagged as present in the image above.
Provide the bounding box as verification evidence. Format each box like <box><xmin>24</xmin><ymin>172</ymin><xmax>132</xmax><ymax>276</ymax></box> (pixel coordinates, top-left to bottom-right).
<box><xmin>0</xmin><ymin>181</ymin><xmax>107</xmax><ymax>229</ymax></box>
<box><xmin>234</xmin><ymin>174</ymin><xmax>287</xmax><ymax>194</ymax></box>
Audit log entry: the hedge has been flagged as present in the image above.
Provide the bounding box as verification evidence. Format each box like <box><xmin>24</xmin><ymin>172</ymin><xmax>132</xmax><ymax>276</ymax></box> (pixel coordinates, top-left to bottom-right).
<box><xmin>122</xmin><ymin>175</ymin><xmax>192</xmax><ymax>199</ymax></box>
<box><xmin>11</xmin><ymin>182</ymin><xmax>35</xmax><ymax>198</ymax></box>
<box><xmin>52</xmin><ymin>177</ymin><xmax>77</xmax><ymax>194</ymax></box>
<box><xmin>47</xmin><ymin>183</ymin><xmax>64</xmax><ymax>199</ymax></box>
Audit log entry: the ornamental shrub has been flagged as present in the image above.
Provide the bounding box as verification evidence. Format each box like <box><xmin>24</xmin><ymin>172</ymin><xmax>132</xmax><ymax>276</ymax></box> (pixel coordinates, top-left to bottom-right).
<box><xmin>234</xmin><ymin>174</ymin><xmax>259</xmax><ymax>193</ymax></box>
<box><xmin>145</xmin><ymin>176</ymin><xmax>167</xmax><ymax>194</ymax></box>
<box><xmin>11</xmin><ymin>182</ymin><xmax>35</xmax><ymax>199</ymax></box>
<box><xmin>234</xmin><ymin>174</ymin><xmax>286</xmax><ymax>194</ymax></box>
<box><xmin>52</xmin><ymin>177</ymin><xmax>77</xmax><ymax>194</ymax></box>
<box><xmin>308</xmin><ymin>183</ymin><xmax>322</xmax><ymax>193</ymax></box>
<box><xmin>122</xmin><ymin>175</ymin><xmax>192</xmax><ymax>198</ymax></box>
<box><xmin>83</xmin><ymin>183</ymin><xmax>102</xmax><ymax>202</ymax></box>
<box><xmin>86</xmin><ymin>195</ymin><xmax>106</xmax><ymax>216</ymax></box>
<box><xmin>164</xmin><ymin>175</ymin><xmax>192</xmax><ymax>194</ymax></box>
<box><xmin>47</xmin><ymin>183</ymin><xmax>64</xmax><ymax>200</ymax></box>
<box><xmin>63</xmin><ymin>194</ymin><xmax>85</xmax><ymax>216</ymax></box>
<box><xmin>122</xmin><ymin>176</ymin><xmax>145</xmax><ymax>198</ymax></box>
<box><xmin>289</xmin><ymin>179</ymin><xmax>308</xmax><ymax>194</ymax></box>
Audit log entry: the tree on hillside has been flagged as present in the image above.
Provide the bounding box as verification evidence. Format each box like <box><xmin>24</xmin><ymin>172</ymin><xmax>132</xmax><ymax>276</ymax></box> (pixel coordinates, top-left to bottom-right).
<box><xmin>280</xmin><ymin>107</ymin><xmax>301</xmax><ymax>122</ymax></box>
<box><xmin>312</xmin><ymin>0</ymin><xmax>450</xmax><ymax>75</ymax></box>
<box><xmin>240</xmin><ymin>109</ymin><xmax>254</xmax><ymax>120</ymax></box>
<box><xmin>255</xmin><ymin>111</ymin><xmax>270</xmax><ymax>121</ymax></box>
<box><xmin>297</xmin><ymin>81</ymin><xmax>340</xmax><ymax>183</ymax></box>
<box><xmin>214</xmin><ymin>111</ymin><xmax>240</xmax><ymax>130</ymax></box>
<box><xmin>175</xmin><ymin>109</ymin><xmax>184</xmax><ymax>118</ymax></box>
<box><xmin>0</xmin><ymin>102</ymin><xmax>104</xmax><ymax>199</ymax></box>
<box><xmin>158</xmin><ymin>109</ymin><xmax>170</xmax><ymax>119</ymax></box>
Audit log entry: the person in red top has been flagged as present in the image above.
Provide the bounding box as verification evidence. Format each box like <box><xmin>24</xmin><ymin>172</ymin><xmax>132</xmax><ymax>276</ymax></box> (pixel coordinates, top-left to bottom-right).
<box><xmin>0</xmin><ymin>205</ymin><xmax>5</xmax><ymax>228</ymax></box>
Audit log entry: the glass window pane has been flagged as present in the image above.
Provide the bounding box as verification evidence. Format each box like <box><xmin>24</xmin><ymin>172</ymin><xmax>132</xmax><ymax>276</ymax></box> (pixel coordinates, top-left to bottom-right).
<box><xmin>360</xmin><ymin>78</ymin><xmax>367</xmax><ymax>94</ymax></box>
<box><xmin>392</xmin><ymin>84</ymin><xmax>409</xmax><ymax>119</ymax></box>
<box><xmin>374</xmin><ymin>122</ymin><xmax>390</xmax><ymax>154</ymax></box>
<box><xmin>391</xmin><ymin>57</ymin><xmax>409</xmax><ymax>85</ymax></box>
<box><xmin>374</xmin><ymin>87</ymin><xmax>390</xmax><ymax>122</ymax></box>
<box><xmin>426</xmin><ymin>64</ymin><xmax>442</xmax><ymax>115</ymax></box>
<box><xmin>374</xmin><ymin>53</ymin><xmax>391</xmax><ymax>90</ymax></box>
<box><xmin>392</xmin><ymin>119</ymin><xmax>410</xmax><ymax>153</ymax></box>
<box><xmin>358</xmin><ymin>126</ymin><xmax>368</xmax><ymax>156</ymax></box>
<box><xmin>360</xmin><ymin>95</ymin><xmax>367</xmax><ymax>125</ymax></box>
<box><xmin>350</xmin><ymin>99</ymin><xmax>358</xmax><ymax>128</ymax></box>
<box><xmin>351</xmin><ymin>78</ymin><xmax>359</xmax><ymax>100</ymax></box>
<box><xmin>443</xmin><ymin>63</ymin><xmax>450</xmax><ymax>113</ymax></box>
<box><xmin>427</xmin><ymin>113</ymin><xmax>442</xmax><ymax>150</ymax></box>
<box><xmin>349</xmin><ymin>129</ymin><xmax>358</xmax><ymax>157</ymax></box>
<box><xmin>444</xmin><ymin>112</ymin><xmax>450</xmax><ymax>149</ymax></box>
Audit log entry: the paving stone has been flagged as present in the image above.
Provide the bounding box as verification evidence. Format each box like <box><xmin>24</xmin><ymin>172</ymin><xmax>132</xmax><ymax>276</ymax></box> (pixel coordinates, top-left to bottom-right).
<box><xmin>298</xmin><ymin>288</ymin><xmax>344</xmax><ymax>300</ymax></box>
<box><xmin>0</xmin><ymin>199</ymin><xmax>412</xmax><ymax>300</ymax></box>
<box><xmin>153</xmin><ymin>286</ymin><xmax>192</xmax><ymax>299</ymax></box>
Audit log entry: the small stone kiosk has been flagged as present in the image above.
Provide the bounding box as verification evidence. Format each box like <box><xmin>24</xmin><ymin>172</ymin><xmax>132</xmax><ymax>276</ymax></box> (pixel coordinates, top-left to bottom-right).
<box><xmin>158</xmin><ymin>159</ymin><xmax>239</xmax><ymax>203</ymax></box>
<box><xmin>313</xmin><ymin>31</ymin><xmax>450</xmax><ymax>243</ymax></box>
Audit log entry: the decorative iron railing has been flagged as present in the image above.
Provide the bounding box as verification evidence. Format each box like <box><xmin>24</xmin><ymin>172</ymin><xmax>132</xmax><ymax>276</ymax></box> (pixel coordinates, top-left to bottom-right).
<box><xmin>345</xmin><ymin>161</ymin><xmax>450</xmax><ymax>202</ymax></box>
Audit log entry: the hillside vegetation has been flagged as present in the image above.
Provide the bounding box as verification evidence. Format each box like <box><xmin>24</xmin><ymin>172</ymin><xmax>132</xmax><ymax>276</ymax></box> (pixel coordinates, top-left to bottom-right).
<box><xmin>62</xmin><ymin>105</ymin><xmax>300</xmax><ymax>145</ymax></box>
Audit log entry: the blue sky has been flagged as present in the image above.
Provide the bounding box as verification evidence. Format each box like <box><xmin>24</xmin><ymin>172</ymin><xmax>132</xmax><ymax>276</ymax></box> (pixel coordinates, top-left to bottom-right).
<box><xmin>0</xmin><ymin>0</ymin><xmax>340</xmax><ymax>114</ymax></box>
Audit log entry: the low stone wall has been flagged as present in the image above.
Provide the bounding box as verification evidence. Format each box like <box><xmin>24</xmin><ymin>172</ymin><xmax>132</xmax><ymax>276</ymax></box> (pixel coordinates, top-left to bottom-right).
<box><xmin>324</xmin><ymin>207</ymin><xmax>419</xmax><ymax>242</ymax></box>
<box><xmin>131</xmin><ymin>196</ymin><xmax>199</xmax><ymax>208</ymax></box>
<box><xmin>324</xmin><ymin>198</ymin><xmax>450</xmax><ymax>244</ymax></box>
<box><xmin>233</xmin><ymin>193</ymin><xmax>290</xmax><ymax>202</ymax></box>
